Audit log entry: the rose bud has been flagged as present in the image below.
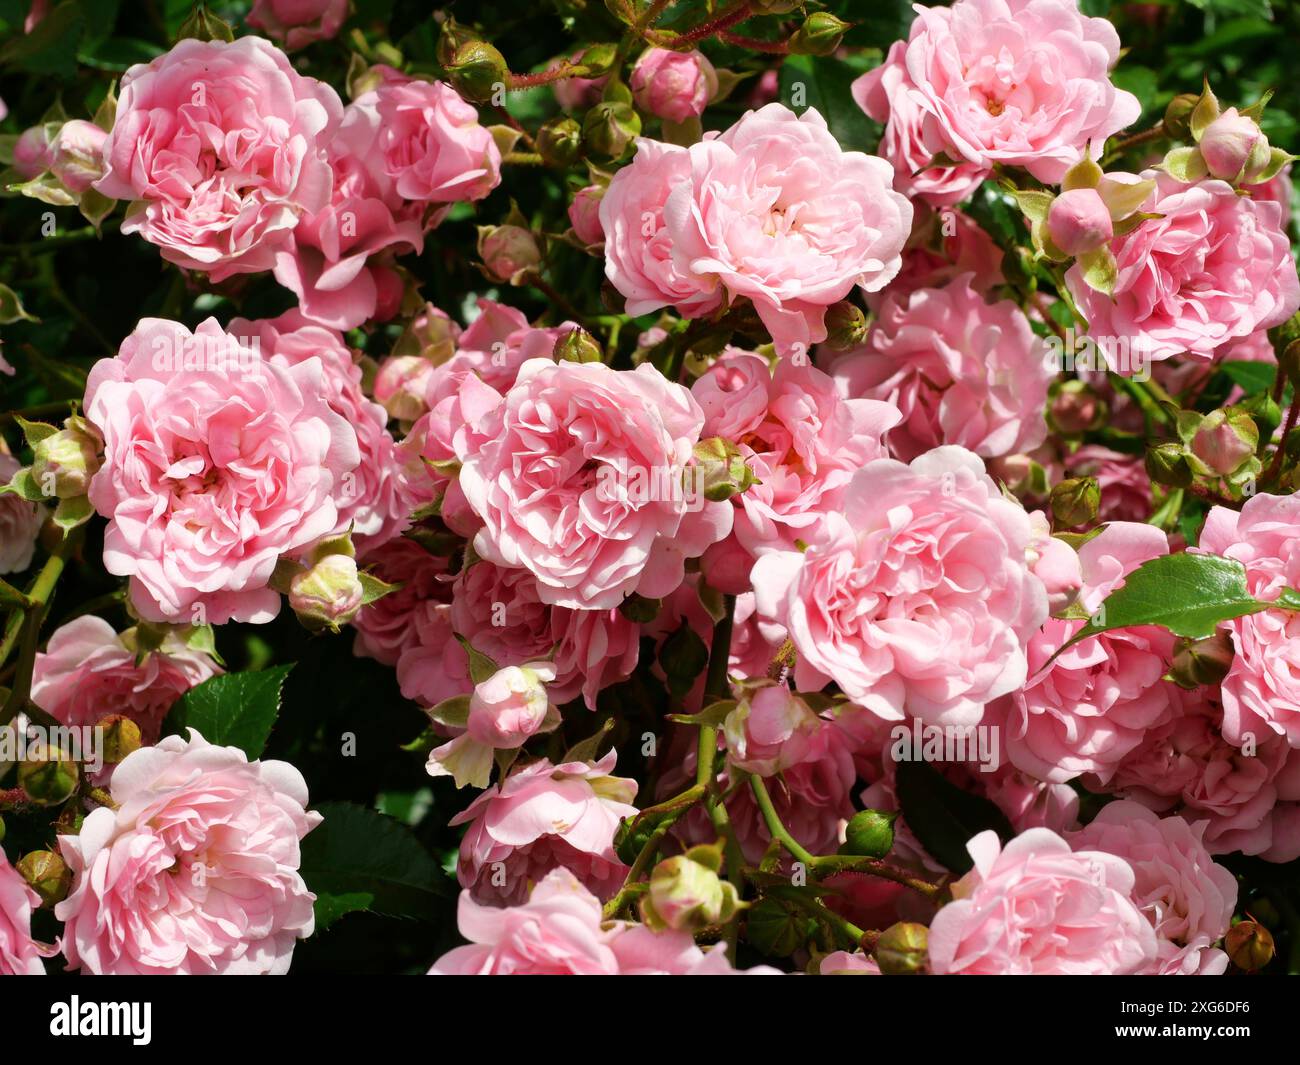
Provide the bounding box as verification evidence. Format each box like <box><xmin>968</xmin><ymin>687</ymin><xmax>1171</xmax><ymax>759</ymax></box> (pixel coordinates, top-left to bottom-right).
<box><xmin>568</xmin><ymin>184</ymin><xmax>606</xmax><ymax>245</ymax></box>
<box><xmin>641</xmin><ymin>844</ymin><xmax>740</xmax><ymax>932</ymax></box>
<box><xmin>289</xmin><ymin>553</ymin><xmax>364</xmax><ymax>631</ymax></box>
<box><xmin>49</xmin><ymin>119</ymin><xmax>107</xmax><ymax>195</ymax></box>
<box><xmin>1049</xmin><ymin>476</ymin><xmax>1100</xmax><ymax>528</ymax></box>
<box><xmin>18</xmin><ymin>751</ymin><xmax>79</xmax><ymax>806</ymax></box>
<box><xmin>823</xmin><ymin>300</ymin><xmax>868</xmax><ymax>350</ymax></box>
<box><xmin>1144</xmin><ymin>442</ymin><xmax>1194</xmax><ymax>489</ymax></box>
<box><xmin>789</xmin><ymin>12</ymin><xmax>850</xmax><ymax>56</ymax></box>
<box><xmin>1047</xmin><ymin>379</ymin><xmax>1104</xmax><ymax>435</ymax></box>
<box><xmin>1027</xmin><ymin>512</ymin><xmax>1083</xmax><ymax>614</ymax></box>
<box><xmin>537</xmin><ymin>115</ymin><xmax>583</xmax><ymax>167</ymax></box>
<box><xmin>13</xmin><ymin>124</ymin><xmax>55</xmax><ymax>179</ymax></box>
<box><xmin>723</xmin><ymin>683</ymin><xmax>821</xmax><ymax>776</ymax></box>
<box><xmin>1169</xmin><ymin>632</ymin><xmax>1235</xmax><ymax>689</ymax></box>
<box><xmin>1163</xmin><ymin>93</ymin><xmax>1199</xmax><ymax>139</ymax></box>
<box><xmin>99</xmin><ymin>715</ymin><xmax>143</xmax><ymax>765</ymax></box>
<box><xmin>692</xmin><ymin>437</ymin><xmax>758</xmax><ymax>503</ymax></box>
<box><xmin>391</xmin><ymin>302</ymin><xmax>460</xmax><ymax>363</ymax></box>
<box><xmin>1191</xmin><ymin>407</ymin><xmax>1258</xmax><ymax>476</ymax></box>
<box><xmin>476</xmin><ymin>224</ymin><xmax>541</xmax><ymax>284</ymax></box>
<box><xmin>582</xmin><ymin>101</ymin><xmax>641</xmax><ymax>160</ymax></box>
<box><xmin>1047</xmin><ymin>187</ymin><xmax>1114</xmax><ymax>257</ymax></box>
<box><xmin>1199</xmin><ymin>108</ymin><xmax>1270</xmax><ymax>182</ymax></box>
<box><xmin>841</xmin><ymin>809</ymin><xmax>898</xmax><ymax>859</ymax></box>
<box><xmin>876</xmin><ymin>921</ymin><xmax>929</xmax><ymax>975</ymax></box>
<box><xmin>630</xmin><ymin>47</ymin><xmax>718</xmax><ymax>124</ymax></box>
<box><xmin>1225</xmin><ymin>920</ymin><xmax>1274</xmax><ymax>972</ymax></box>
<box><xmin>446</xmin><ymin>40</ymin><xmax>508</xmax><ymax>103</ymax></box>
<box><xmin>31</xmin><ymin>421</ymin><xmax>101</xmax><ymax>499</ymax></box>
<box><xmin>465</xmin><ymin>663</ymin><xmax>557</xmax><ymax>749</ymax></box>
<box><xmin>374</xmin><ymin>355</ymin><xmax>435</xmax><ymax>422</ymax></box>
<box><xmin>554</xmin><ymin>326</ymin><xmax>603</xmax><ymax>364</ymax></box>
<box><xmin>17</xmin><ymin>850</ymin><xmax>71</xmax><ymax>908</ymax></box>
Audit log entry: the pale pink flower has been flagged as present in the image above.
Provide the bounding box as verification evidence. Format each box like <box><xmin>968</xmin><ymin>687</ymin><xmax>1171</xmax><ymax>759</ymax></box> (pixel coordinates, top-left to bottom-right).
<box><xmin>568</xmin><ymin>184</ymin><xmax>605</xmax><ymax>245</ymax></box>
<box><xmin>0</xmin><ymin>451</ymin><xmax>42</xmax><ymax>574</ymax></box>
<box><xmin>49</xmin><ymin>119</ymin><xmax>106</xmax><ymax>194</ymax></box>
<box><xmin>247</xmin><ymin>0</ymin><xmax>348</xmax><ymax>50</ymax></box>
<box><xmin>0</xmin><ymin>850</ymin><xmax>45</xmax><ymax>975</ymax></box>
<box><xmin>56</xmin><ymin>730</ymin><xmax>320</xmax><ymax>974</ymax></box>
<box><xmin>630</xmin><ymin>48</ymin><xmax>718</xmax><ymax>124</ymax></box>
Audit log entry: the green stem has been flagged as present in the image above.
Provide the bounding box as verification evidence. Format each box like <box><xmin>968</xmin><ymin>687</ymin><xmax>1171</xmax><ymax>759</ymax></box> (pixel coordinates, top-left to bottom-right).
<box><xmin>748</xmin><ymin>774</ymin><xmax>815</xmax><ymax>864</ymax></box>
<box><xmin>0</xmin><ymin>531</ymin><xmax>78</xmax><ymax>726</ymax></box>
<box><xmin>808</xmin><ymin>855</ymin><xmax>944</xmax><ymax>900</ymax></box>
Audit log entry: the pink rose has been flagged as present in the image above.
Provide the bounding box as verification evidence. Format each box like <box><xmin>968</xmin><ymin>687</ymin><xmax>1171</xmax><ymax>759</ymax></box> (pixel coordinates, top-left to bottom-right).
<box><xmin>84</xmin><ymin>318</ymin><xmax>361</xmax><ymax>624</ymax></box>
<box><xmin>896</xmin><ymin>0</ymin><xmax>1140</xmax><ymax>184</ymax></box>
<box><xmin>0</xmin><ymin>451</ymin><xmax>42</xmax><ymax>574</ymax></box>
<box><xmin>753</xmin><ymin>447</ymin><xmax>1047</xmax><ymax>726</ymax></box>
<box><xmin>1067</xmin><ymin>173</ymin><xmax>1300</xmax><ymax>362</ymax></box>
<box><xmin>247</xmin><ymin>0</ymin><xmax>348</xmax><ymax>50</ymax></box>
<box><xmin>722</xmin><ymin>683</ymin><xmax>823</xmax><ymax>777</ymax></box>
<box><xmin>451</xmin><ymin>751</ymin><xmax>638</xmax><ymax>906</ymax></box>
<box><xmin>1198</xmin><ymin>493</ymin><xmax>1300</xmax><ymax>747</ymax></box>
<box><xmin>696</xmin><ymin>353</ymin><xmax>899</xmax><ymax>587</ymax></box>
<box><xmin>852</xmin><ymin>40</ymin><xmax>990</xmax><ymax>207</ymax></box>
<box><xmin>820</xmin><ymin>951</ymin><xmax>882</xmax><ymax>975</ymax></box>
<box><xmin>870</xmin><ymin>205</ymin><xmax>1003</xmax><ymax>312</ymax></box>
<box><xmin>454</xmin><ymin>358</ymin><xmax>733</xmax><ymax>610</ymax></box>
<box><xmin>352</xmin><ymin>538</ymin><xmax>455</xmax><ymax>667</ymax></box>
<box><xmin>928</xmin><ymin>828</ymin><xmax>1157</xmax><ymax>974</ymax></box>
<box><xmin>1068</xmin><ymin>801</ymin><xmax>1236</xmax><ymax>974</ymax></box>
<box><xmin>992</xmin><ymin>522</ymin><xmax>1178</xmax><ymax>784</ymax></box>
<box><xmin>568</xmin><ymin>184</ymin><xmax>605</xmax><ymax>245</ymax></box>
<box><xmin>95</xmin><ymin>37</ymin><xmax>343</xmax><ymax>281</ymax></box>
<box><xmin>13</xmin><ymin>124</ymin><xmax>54</xmax><ymax>179</ymax></box>
<box><xmin>630</xmin><ymin>48</ymin><xmax>718</xmax><ymax>124</ymax></box>
<box><xmin>1047</xmin><ymin>187</ymin><xmax>1114</xmax><ymax>256</ymax></box>
<box><xmin>0</xmin><ymin>850</ymin><xmax>45</xmax><ymax>975</ymax></box>
<box><xmin>1026</xmin><ymin>510</ymin><xmax>1083</xmax><ymax>614</ymax></box>
<box><xmin>56</xmin><ymin>730</ymin><xmax>320</xmax><ymax>974</ymax></box>
<box><xmin>49</xmin><ymin>118</ymin><xmax>106</xmax><ymax>194</ymax></box>
<box><xmin>430</xmin><ymin>867</ymin><xmax>773</xmax><ymax>974</ymax></box>
<box><xmin>229</xmin><ymin>311</ymin><xmax>417</xmax><ymax>551</ymax></box>
<box><xmin>829</xmin><ymin>276</ymin><xmax>1051</xmax><ymax>462</ymax></box>
<box><xmin>32</xmin><ymin>616</ymin><xmax>222</xmax><ymax>743</ymax></box>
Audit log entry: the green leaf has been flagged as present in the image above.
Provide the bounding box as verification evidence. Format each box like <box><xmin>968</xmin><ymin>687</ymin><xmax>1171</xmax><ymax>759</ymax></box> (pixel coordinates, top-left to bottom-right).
<box><xmin>895</xmin><ymin>759</ymin><xmax>1014</xmax><ymax>875</ymax></box>
<box><xmin>667</xmin><ymin>699</ymin><xmax>737</xmax><ymax>728</ymax></box>
<box><xmin>778</xmin><ymin>53</ymin><xmax>878</xmax><ymax>151</ymax></box>
<box><xmin>165</xmin><ymin>665</ymin><xmax>294</xmax><ymax>758</ymax></box>
<box><xmin>1220</xmin><ymin>360</ymin><xmax>1277</xmax><ymax>396</ymax></box>
<box><xmin>0</xmin><ymin>284</ymin><xmax>38</xmax><ymax>325</ymax></box>
<box><xmin>52</xmin><ymin>495</ymin><xmax>93</xmax><ymax>532</ymax></box>
<box><xmin>0</xmin><ymin>1</ymin><xmax>85</xmax><ymax>78</ymax></box>
<box><xmin>299</xmin><ymin>801</ymin><xmax>449</xmax><ymax>931</ymax></box>
<box><xmin>454</xmin><ymin>634</ymin><xmax>498</xmax><ymax>684</ymax></box>
<box><xmin>358</xmin><ymin>571</ymin><xmax>399</xmax><ymax>606</ymax></box>
<box><xmin>660</xmin><ymin>621</ymin><xmax>709</xmax><ymax>702</ymax></box>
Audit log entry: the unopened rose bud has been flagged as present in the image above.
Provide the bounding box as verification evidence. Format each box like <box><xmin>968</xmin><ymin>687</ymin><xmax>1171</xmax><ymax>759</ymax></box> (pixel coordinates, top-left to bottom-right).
<box><xmin>641</xmin><ymin>845</ymin><xmax>740</xmax><ymax>932</ymax></box>
<box><xmin>1199</xmin><ymin>108</ymin><xmax>1270</xmax><ymax>181</ymax></box>
<box><xmin>554</xmin><ymin>326</ymin><xmax>603</xmax><ymax>364</ymax></box>
<box><xmin>31</xmin><ymin>423</ymin><xmax>101</xmax><ymax>499</ymax></box>
<box><xmin>823</xmin><ymin>301</ymin><xmax>868</xmax><ymax>350</ymax></box>
<box><xmin>99</xmin><ymin>715</ymin><xmax>142</xmax><ymax>765</ymax></box>
<box><xmin>1225</xmin><ymin>920</ymin><xmax>1274</xmax><ymax>971</ymax></box>
<box><xmin>1169</xmin><ymin>632</ymin><xmax>1235</xmax><ymax>689</ymax></box>
<box><xmin>876</xmin><ymin>921</ymin><xmax>929</xmax><ymax>975</ymax></box>
<box><xmin>575</xmin><ymin>42</ymin><xmax>618</xmax><ymax>78</ymax></box>
<box><xmin>446</xmin><ymin>40</ymin><xmax>508</xmax><ymax>103</ymax></box>
<box><xmin>692</xmin><ymin>437</ymin><xmax>758</xmax><ymax>502</ymax></box>
<box><xmin>49</xmin><ymin>119</ymin><xmax>107</xmax><ymax>195</ymax></box>
<box><xmin>1163</xmin><ymin>93</ymin><xmax>1199</xmax><ymax>139</ymax></box>
<box><xmin>1144</xmin><ymin>442</ymin><xmax>1194</xmax><ymax>489</ymax></box>
<box><xmin>18</xmin><ymin>752</ymin><xmax>79</xmax><ymax>806</ymax></box>
<box><xmin>582</xmin><ymin>101</ymin><xmax>641</xmax><ymax>160</ymax></box>
<box><xmin>289</xmin><ymin>553</ymin><xmax>364</xmax><ymax>631</ymax></box>
<box><xmin>477</xmin><ymin>224</ymin><xmax>541</xmax><ymax>283</ymax></box>
<box><xmin>374</xmin><ymin>355</ymin><xmax>434</xmax><ymax>422</ymax></box>
<box><xmin>436</xmin><ymin>17</ymin><xmax>479</xmax><ymax>67</ymax></box>
<box><xmin>1047</xmin><ymin>187</ymin><xmax>1114</xmax><ymax>257</ymax></box>
<box><xmin>13</xmin><ymin>124</ymin><xmax>54</xmax><ymax>180</ymax></box>
<box><xmin>723</xmin><ymin>684</ymin><xmax>820</xmax><ymax>776</ymax></box>
<box><xmin>1048</xmin><ymin>380</ymin><xmax>1104</xmax><ymax>435</ymax></box>
<box><xmin>391</xmin><ymin>303</ymin><xmax>460</xmax><ymax>363</ymax></box>
<box><xmin>618</xmin><ymin>593</ymin><xmax>661</xmax><ymax>623</ymax></box>
<box><xmin>466</xmin><ymin>663</ymin><xmax>556</xmax><ymax>748</ymax></box>
<box><xmin>630</xmin><ymin>47</ymin><xmax>717</xmax><ymax>123</ymax></box>
<box><xmin>1049</xmin><ymin>476</ymin><xmax>1100</xmax><ymax>527</ymax></box>
<box><xmin>537</xmin><ymin>116</ymin><xmax>583</xmax><ymax>167</ymax></box>
<box><xmin>16</xmin><ymin>850</ymin><xmax>70</xmax><ymax>907</ymax></box>
<box><xmin>1191</xmin><ymin>407</ymin><xmax>1258</xmax><ymax>476</ymax></box>
<box><xmin>841</xmin><ymin>809</ymin><xmax>898</xmax><ymax>859</ymax></box>
<box><xmin>789</xmin><ymin>12</ymin><xmax>850</xmax><ymax>56</ymax></box>
<box><xmin>568</xmin><ymin>184</ymin><xmax>606</xmax><ymax>245</ymax></box>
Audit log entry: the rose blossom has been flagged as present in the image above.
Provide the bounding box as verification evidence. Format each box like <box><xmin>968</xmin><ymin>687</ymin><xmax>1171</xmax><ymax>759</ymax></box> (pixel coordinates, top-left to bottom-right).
<box><xmin>0</xmin><ymin>451</ymin><xmax>42</xmax><ymax>574</ymax></box>
<box><xmin>454</xmin><ymin>358</ymin><xmax>733</xmax><ymax>610</ymax></box>
<box><xmin>722</xmin><ymin>683</ymin><xmax>822</xmax><ymax>777</ymax></box>
<box><xmin>94</xmin><ymin>37</ymin><xmax>343</xmax><ymax>280</ymax></box>
<box><xmin>32</xmin><ymin>616</ymin><xmax>221</xmax><ymax>743</ymax></box>
<box><xmin>84</xmin><ymin>317</ymin><xmax>361</xmax><ymax>624</ymax></box>
<box><xmin>630</xmin><ymin>48</ymin><xmax>718</xmax><ymax>124</ymax></box>
<box><xmin>1197</xmin><ymin>493</ymin><xmax>1300</xmax><ymax>747</ymax></box>
<box><xmin>894</xmin><ymin>0</ymin><xmax>1140</xmax><ymax>184</ymax></box>
<box><xmin>991</xmin><ymin>522</ymin><xmax>1179</xmax><ymax>784</ymax></box>
<box><xmin>829</xmin><ymin>276</ymin><xmax>1051</xmax><ymax>462</ymax></box>
<box><xmin>1026</xmin><ymin>510</ymin><xmax>1083</xmax><ymax>614</ymax></box>
<box><xmin>451</xmin><ymin>751</ymin><xmax>638</xmax><ymax>906</ymax></box>
<box><xmin>852</xmin><ymin>40</ymin><xmax>989</xmax><ymax>207</ymax></box>
<box><xmin>0</xmin><ymin>850</ymin><xmax>45</xmax><ymax>975</ymax></box>
<box><xmin>56</xmin><ymin>730</ymin><xmax>320</xmax><ymax>974</ymax></box>
<box><xmin>430</xmin><ymin>867</ymin><xmax>775</xmax><ymax>975</ymax></box>
<box><xmin>1068</xmin><ymin>172</ymin><xmax>1300</xmax><ymax>362</ymax></box>
<box><xmin>602</xmin><ymin>105</ymin><xmax>912</xmax><ymax>354</ymax></box>
<box><xmin>247</xmin><ymin>0</ymin><xmax>348</xmax><ymax>51</ymax></box>
<box><xmin>753</xmin><ymin>447</ymin><xmax>1047</xmax><ymax>726</ymax></box>
<box><xmin>927</xmin><ymin>828</ymin><xmax>1157</xmax><ymax>974</ymax></box>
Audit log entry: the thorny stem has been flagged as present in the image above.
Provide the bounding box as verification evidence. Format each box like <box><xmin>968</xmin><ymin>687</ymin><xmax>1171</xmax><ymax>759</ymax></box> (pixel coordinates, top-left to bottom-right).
<box><xmin>0</xmin><ymin>531</ymin><xmax>78</xmax><ymax>726</ymax></box>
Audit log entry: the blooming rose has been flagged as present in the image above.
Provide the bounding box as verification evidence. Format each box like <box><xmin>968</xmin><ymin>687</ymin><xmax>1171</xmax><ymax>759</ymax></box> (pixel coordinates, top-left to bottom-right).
<box><xmin>829</xmin><ymin>276</ymin><xmax>1050</xmax><ymax>462</ymax></box>
<box><xmin>454</xmin><ymin>358</ymin><xmax>732</xmax><ymax>610</ymax></box>
<box><xmin>0</xmin><ymin>850</ymin><xmax>45</xmax><ymax>975</ymax></box>
<box><xmin>991</xmin><ymin>522</ymin><xmax>1178</xmax><ymax>784</ymax></box>
<box><xmin>1198</xmin><ymin>493</ymin><xmax>1300</xmax><ymax>747</ymax></box>
<box><xmin>753</xmin><ymin>447</ymin><xmax>1047</xmax><ymax>726</ymax></box>
<box><xmin>84</xmin><ymin>318</ymin><xmax>361</xmax><ymax>624</ymax></box>
<box><xmin>602</xmin><ymin>105</ymin><xmax>912</xmax><ymax>354</ymax></box>
<box><xmin>56</xmin><ymin>730</ymin><xmax>320</xmax><ymax>974</ymax></box>
<box><xmin>247</xmin><ymin>0</ymin><xmax>348</xmax><ymax>50</ymax></box>
<box><xmin>0</xmin><ymin>451</ymin><xmax>42</xmax><ymax>574</ymax></box>
<box><xmin>928</xmin><ymin>828</ymin><xmax>1157</xmax><ymax>974</ymax></box>
<box><xmin>352</xmin><ymin>538</ymin><xmax>453</xmax><ymax>667</ymax></box>
<box><xmin>1068</xmin><ymin>173</ymin><xmax>1300</xmax><ymax>362</ymax></box>
<box><xmin>32</xmin><ymin>616</ymin><xmax>222</xmax><ymax>743</ymax></box>
<box><xmin>1068</xmin><ymin>801</ymin><xmax>1236</xmax><ymax>974</ymax></box>
<box><xmin>852</xmin><ymin>40</ymin><xmax>989</xmax><ymax>207</ymax></box>
<box><xmin>894</xmin><ymin>0</ymin><xmax>1140</xmax><ymax>184</ymax></box>
<box><xmin>630</xmin><ymin>48</ymin><xmax>718</xmax><ymax>124</ymax></box>
<box><xmin>451</xmin><ymin>751</ymin><xmax>638</xmax><ymax>906</ymax></box>
<box><xmin>95</xmin><ymin>37</ymin><xmax>343</xmax><ymax>280</ymax></box>
<box><xmin>429</xmin><ymin>867</ymin><xmax>774</xmax><ymax>975</ymax></box>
